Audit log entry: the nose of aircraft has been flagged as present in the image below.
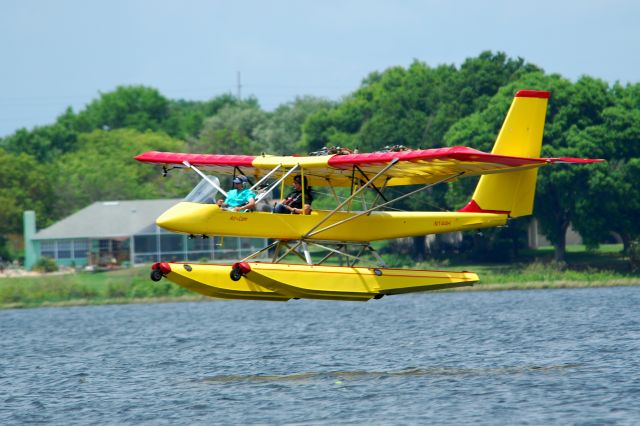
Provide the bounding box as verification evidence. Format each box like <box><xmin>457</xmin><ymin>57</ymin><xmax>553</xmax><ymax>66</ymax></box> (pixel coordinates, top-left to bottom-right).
<box><xmin>155</xmin><ymin>206</ymin><xmax>182</xmax><ymax>231</ymax></box>
<box><xmin>156</xmin><ymin>202</ymin><xmax>210</xmax><ymax>234</ymax></box>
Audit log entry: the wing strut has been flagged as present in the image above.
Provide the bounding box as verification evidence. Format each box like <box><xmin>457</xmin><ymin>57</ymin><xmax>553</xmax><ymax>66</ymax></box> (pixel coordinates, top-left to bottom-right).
<box><xmin>308</xmin><ymin>241</ymin><xmax>386</xmax><ymax>267</ymax></box>
<box><xmin>241</xmin><ymin>240</ymin><xmax>280</xmax><ymax>262</ymax></box>
<box><xmin>354</xmin><ymin>165</ymin><xmax>389</xmax><ymax>203</ymax></box>
<box><xmin>274</xmin><ymin>241</ymin><xmax>306</xmax><ymax>263</ymax></box>
<box><xmin>182</xmin><ymin>160</ymin><xmax>228</xmax><ymax>197</ymax></box>
<box><xmin>369</xmin><ymin>177</ymin><xmax>391</xmax><ymax>214</ymax></box>
<box><xmin>249</xmin><ymin>165</ymin><xmax>282</xmax><ymax>191</ymax></box>
<box><xmin>255</xmin><ymin>165</ymin><xmax>300</xmax><ymax>203</ymax></box>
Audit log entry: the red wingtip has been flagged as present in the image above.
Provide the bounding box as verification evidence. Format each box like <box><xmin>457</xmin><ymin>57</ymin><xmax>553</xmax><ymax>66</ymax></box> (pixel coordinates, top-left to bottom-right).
<box><xmin>515</xmin><ymin>90</ymin><xmax>551</xmax><ymax>99</ymax></box>
<box><xmin>548</xmin><ymin>157</ymin><xmax>605</xmax><ymax>164</ymax></box>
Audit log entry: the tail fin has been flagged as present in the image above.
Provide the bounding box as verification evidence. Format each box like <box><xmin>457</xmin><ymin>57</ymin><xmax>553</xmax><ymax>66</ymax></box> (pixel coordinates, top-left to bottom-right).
<box><xmin>460</xmin><ymin>90</ymin><xmax>550</xmax><ymax>217</ymax></box>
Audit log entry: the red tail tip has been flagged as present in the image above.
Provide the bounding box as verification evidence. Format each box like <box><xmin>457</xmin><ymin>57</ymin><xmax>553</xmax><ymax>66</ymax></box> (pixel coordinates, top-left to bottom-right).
<box><xmin>515</xmin><ymin>90</ymin><xmax>551</xmax><ymax>99</ymax></box>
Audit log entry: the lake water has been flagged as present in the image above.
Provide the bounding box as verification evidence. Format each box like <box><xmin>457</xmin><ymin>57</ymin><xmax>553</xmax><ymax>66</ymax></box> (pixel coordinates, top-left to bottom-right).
<box><xmin>1</xmin><ymin>286</ymin><xmax>639</xmax><ymax>425</ymax></box>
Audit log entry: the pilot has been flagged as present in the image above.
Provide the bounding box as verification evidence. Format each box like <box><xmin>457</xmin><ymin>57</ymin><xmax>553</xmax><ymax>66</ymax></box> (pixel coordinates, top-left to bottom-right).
<box><xmin>273</xmin><ymin>175</ymin><xmax>313</xmax><ymax>215</ymax></box>
<box><xmin>217</xmin><ymin>176</ymin><xmax>256</xmax><ymax>212</ymax></box>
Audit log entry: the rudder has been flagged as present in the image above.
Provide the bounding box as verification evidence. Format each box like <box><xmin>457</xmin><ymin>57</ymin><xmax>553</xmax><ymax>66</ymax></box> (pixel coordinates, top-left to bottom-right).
<box><xmin>462</xmin><ymin>90</ymin><xmax>550</xmax><ymax>217</ymax></box>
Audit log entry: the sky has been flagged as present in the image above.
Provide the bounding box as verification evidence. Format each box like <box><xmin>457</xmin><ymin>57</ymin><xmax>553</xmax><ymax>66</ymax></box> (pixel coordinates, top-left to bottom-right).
<box><xmin>1</xmin><ymin>0</ymin><xmax>639</xmax><ymax>137</ymax></box>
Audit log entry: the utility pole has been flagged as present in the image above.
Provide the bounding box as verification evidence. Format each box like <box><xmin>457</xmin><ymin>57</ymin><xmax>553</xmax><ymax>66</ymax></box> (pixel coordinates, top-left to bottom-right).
<box><xmin>236</xmin><ymin>71</ymin><xmax>242</xmax><ymax>100</ymax></box>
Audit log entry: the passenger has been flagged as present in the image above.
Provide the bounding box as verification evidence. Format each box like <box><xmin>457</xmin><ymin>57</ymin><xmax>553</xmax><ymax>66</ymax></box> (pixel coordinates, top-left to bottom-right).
<box><xmin>217</xmin><ymin>176</ymin><xmax>256</xmax><ymax>212</ymax></box>
<box><xmin>273</xmin><ymin>175</ymin><xmax>313</xmax><ymax>215</ymax></box>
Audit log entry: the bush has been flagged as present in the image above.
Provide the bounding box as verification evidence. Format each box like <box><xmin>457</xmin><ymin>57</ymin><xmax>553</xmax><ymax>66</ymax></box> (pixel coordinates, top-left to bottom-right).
<box><xmin>33</xmin><ymin>257</ymin><xmax>59</xmax><ymax>273</ymax></box>
<box><xmin>106</xmin><ymin>281</ymin><xmax>129</xmax><ymax>298</ymax></box>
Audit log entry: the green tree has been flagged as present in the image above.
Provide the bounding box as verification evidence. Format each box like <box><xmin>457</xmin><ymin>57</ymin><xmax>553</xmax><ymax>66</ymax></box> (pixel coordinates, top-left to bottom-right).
<box><xmin>0</xmin><ymin>149</ymin><xmax>54</xmax><ymax>236</ymax></box>
<box><xmin>0</xmin><ymin>90</ymin><xmax>246</xmax><ymax>161</ymax></box>
<box><xmin>535</xmin><ymin>76</ymin><xmax>614</xmax><ymax>261</ymax></box>
<box><xmin>571</xmin><ymin>82</ymin><xmax>640</xmax><ymax>253</ymax></box>
<box><xmin>75</xmin><ymin>86</ymin><xmax>170</xmax><ymax>133</ymax></box>
<box><xmin>574</xmin><ymin>160</ymin><xmax>640</xmax><ymax>252</ymax></box>
<box><xmin>196</xmin><ymin>103</ymin><xmax>268</xmax><ymax>154</ymax></box>
<box><xmin>53</xmin><ymin>129</ymin><xmax>192</xmax><ymax>218</ymax></box>
<box><xmin>255</xmin><ymin>96</ymin><xmax>334</xmax><ymax>155</ymax></box>
<box><xmin>0</xmin><ymin>108</ymin><xmax>78</xmax><ymax>162</ymax></box>
<box><xmin>164</xmin><ymin>94</ymin><xmax>256</xmax><ymax>139</ymax></box>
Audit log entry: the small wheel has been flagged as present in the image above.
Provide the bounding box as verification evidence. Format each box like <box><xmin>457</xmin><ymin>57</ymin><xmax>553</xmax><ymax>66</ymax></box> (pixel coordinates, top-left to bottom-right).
<box><xmin>150</xmin><ymin>269</ymin><xmax>163</xmax><ymax>282</ymax></box>
<box><xmin>230</xmin><ymin>267</ymin><xmax>243</xmax><ymax>281</ymax></box>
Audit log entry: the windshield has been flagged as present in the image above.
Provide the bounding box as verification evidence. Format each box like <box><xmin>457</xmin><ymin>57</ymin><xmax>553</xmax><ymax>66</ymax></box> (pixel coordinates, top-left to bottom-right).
<box><xmin>184</xmin><ymin>176</ymin><xmax>220</xmax><ymax>203</ymax></box>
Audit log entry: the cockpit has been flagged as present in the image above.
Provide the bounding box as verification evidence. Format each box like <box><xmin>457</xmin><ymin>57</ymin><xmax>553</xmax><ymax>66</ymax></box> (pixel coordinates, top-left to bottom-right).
<box><xmin>184</xmin><ymin>176</ymin><xmax>220</xmax><ymax>204</ymax></box>
<box><xmin>184</xmin><ymin>176</ymin><xmax>273</xmax><ymax>211</ymax></box>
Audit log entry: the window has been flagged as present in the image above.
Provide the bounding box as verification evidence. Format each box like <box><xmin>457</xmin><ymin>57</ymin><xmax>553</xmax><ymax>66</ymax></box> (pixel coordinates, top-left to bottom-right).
<box><xmin>215</xmin><ymin>237</ymin><xmax>239</xmax><ymax>259</ymax></box>
<box><xmin>187</xmin><ymin>237</ymin><xmax>212</xmax><ymax>251</ymax></box>
<box><xmin>130</xmin><ymin>232</ymin><xmax>266</xmax><ymax>264</ymax></box>
<box><xmin>135</xmin><ymin>253</ymin><xmax>158</xmax><ymax>263</ymax></box>
<box><xmin>134</xmin><ymin>235</ymin><xmax>157</xmax><ymax>253</ymax></box>
<box><xmin>73</xmin><ymin>240</ymin><xmax>88</xmax><ymax>259</ymax></box>
<box><xmin>99</xmin><ymin>239</ymin><xmax>110</xmax><ymax>251</ymax></box>
<box><xmin>187</xmin><ymin>251</ymin><xmax>213</xmax><ymax>262</ymax></box>
<box><xmin>187</xmin><ymin>237</ymin><xmax>213</xmax><ymax>262</ymax></box>
<box><xmin>40</xmin><ymin>241</ymin><xmax>55</xmax><ymax>259</ymax></box>
<box><xmin>160</xmin><ymin>234</ymin><xmax>184</xmax><ymax>253</ymax></box>
<box><xmin>57</xmin><ymin>241</ymin><xmax>71</xmax><ymax>259</ymax></box>
<box><xmin>239</xmin><ymin>238</ymin><xmax>268</xmax><ymax>258</ymax></box>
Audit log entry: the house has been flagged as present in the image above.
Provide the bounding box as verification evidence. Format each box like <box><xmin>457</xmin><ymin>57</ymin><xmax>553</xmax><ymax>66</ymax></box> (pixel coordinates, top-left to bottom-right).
<box><xmin>23</xmin><ymin>199</ymin><xmax>267</xmax><ymax>270</ymax></box>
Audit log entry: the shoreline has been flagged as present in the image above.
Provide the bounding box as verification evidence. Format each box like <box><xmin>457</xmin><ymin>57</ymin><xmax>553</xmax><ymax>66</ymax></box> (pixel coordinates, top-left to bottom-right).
<box><xmin>2</xmin><ymin>279</ymin><xmax>639</xmax><ymax>310</ymax></box>
<box><xmin>451</xmin><ymin>279</ymin><xmax>640</xmax><ymax>291</ymax></box>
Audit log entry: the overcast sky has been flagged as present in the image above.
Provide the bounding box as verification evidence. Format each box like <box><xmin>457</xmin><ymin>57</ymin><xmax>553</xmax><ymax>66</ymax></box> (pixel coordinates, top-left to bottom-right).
<box><xmin>1</xmin><ymin>0</ymin><xmax>639</xmax><ymax>137</ymax></box>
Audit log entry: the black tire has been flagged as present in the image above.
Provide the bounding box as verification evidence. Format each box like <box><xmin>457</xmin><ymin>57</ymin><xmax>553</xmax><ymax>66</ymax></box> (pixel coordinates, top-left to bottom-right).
<box><xmin>150</xmin><ymin>269</ymin><xmax>163</xmax><ymax>282</ymax></box>
<box><xmin>230</xmin><ymin>267</ymin><xmax>243</xmax><ymax>281</ymax></box>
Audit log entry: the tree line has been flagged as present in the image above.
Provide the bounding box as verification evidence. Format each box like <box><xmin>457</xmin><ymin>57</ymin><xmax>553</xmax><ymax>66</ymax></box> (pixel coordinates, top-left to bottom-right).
<box><xmin>1</xmin><ymin>51</ymin><xmax>638</xmax><ymax>265</ymax></box>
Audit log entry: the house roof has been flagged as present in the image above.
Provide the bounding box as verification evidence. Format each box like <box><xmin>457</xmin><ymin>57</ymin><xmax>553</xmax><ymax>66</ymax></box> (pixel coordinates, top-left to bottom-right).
<box><xmin>34</xmin><ymin>199</ymin><xmax>181</xmax><ymax>240</ymax></box>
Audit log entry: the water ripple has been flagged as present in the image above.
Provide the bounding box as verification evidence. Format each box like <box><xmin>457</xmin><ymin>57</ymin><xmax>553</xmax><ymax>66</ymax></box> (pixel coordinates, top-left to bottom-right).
<box><xmin>1</xmin><ymin>287</ymin><xmax>639</xmax><ymax>425</ymax></box>
<box><xmin>198</xmin><ymin>364</ymin><xmax>581</xmax><ymax>384</ymax></box>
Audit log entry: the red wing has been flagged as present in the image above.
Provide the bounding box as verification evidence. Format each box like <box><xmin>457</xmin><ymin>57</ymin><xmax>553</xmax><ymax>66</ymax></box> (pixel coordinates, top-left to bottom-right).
<box><xmin>134</xmin><ymin>148</ymin><xmax>602</xmax><ymax>187</ymax></box>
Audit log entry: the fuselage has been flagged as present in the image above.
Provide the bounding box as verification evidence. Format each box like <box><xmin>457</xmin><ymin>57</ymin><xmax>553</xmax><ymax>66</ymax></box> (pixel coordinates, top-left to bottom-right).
<box><xmin>155</xmin><ymin>202</ymin><xmax>508</xmax><ymax>241</ymax></box>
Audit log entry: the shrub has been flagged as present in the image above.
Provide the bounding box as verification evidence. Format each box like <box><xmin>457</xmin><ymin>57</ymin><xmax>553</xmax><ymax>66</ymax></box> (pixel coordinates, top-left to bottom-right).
<box><xmin>33</xmin><ymin>257</ymin><xmax>59</xmax><ymax>273</ymax></box>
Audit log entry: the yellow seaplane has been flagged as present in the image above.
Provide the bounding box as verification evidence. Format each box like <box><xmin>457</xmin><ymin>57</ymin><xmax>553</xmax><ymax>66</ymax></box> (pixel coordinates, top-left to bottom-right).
<box><xmin>135</xmin><ymin>90</ymin><xmax>600</xmax><ymax>301</ymax></box>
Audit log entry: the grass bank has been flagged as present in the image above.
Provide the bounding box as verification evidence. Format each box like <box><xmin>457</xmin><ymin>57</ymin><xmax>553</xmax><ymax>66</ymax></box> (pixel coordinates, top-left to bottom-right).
<box><xmin>400</xmin><ymin>244</ymin><xmax>640</xmax><ymax>290</ymax></box>
<box><xmin>0</xmin><ymin>267</ymin><xmax>206</xmax><ymax>309</ymax></box>
<box><xmin>442</xmin><ymin>262</ymin><xmax>640</xmax><ymax>291</ymax></box>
